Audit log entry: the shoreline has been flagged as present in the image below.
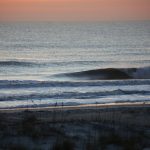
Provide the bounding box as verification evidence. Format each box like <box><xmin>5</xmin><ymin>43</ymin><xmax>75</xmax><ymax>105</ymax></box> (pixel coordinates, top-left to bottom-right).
<box><xmin>0</xmin><ymin>101</ymin><xmax>150</xmax><ymax>112</ymax></box>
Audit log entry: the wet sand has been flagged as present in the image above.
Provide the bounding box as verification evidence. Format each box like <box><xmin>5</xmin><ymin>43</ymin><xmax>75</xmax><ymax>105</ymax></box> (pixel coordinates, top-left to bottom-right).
<box><xmin>0</xmin><ymin>101</ymin><xmax>149</xmax><ymax>112</ymax></box>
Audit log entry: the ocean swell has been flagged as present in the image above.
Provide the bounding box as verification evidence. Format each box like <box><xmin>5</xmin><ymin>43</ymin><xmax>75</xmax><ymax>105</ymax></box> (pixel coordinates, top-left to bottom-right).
<box><xmin>0</xmin><ymin>79</ymin><xmax>150</xmax><ymax>89</ymax></box>
<box><xmin>0</xmin><ymin>60</ymin><xmax>37</xmax><ymax>67</ymax></box>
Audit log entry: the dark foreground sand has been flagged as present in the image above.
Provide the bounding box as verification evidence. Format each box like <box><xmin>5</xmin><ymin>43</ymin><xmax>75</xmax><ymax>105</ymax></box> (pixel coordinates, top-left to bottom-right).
<box><xmin>0</xmin><ymin>102</ymin><xmax>150</xmax><ymax>150</ymax></box>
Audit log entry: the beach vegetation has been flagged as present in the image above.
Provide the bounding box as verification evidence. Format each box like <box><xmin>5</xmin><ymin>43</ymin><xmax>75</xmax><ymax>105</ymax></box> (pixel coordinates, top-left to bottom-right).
<box><xmin>52</xmin><ymin>139</ymin><xmax>75</xmax><ymax>150</ymax></box>
<box><xmin>0</xmin><ymin>143</ymin><xmax>28</xmax><ymax>150</ymax></box>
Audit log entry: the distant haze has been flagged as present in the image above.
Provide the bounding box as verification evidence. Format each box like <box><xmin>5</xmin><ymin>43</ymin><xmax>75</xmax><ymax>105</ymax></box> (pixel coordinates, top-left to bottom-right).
<box><xmin>0</xmin><ymin>0</ymin><xmax>150</xmax><ymax>21</ymax></box>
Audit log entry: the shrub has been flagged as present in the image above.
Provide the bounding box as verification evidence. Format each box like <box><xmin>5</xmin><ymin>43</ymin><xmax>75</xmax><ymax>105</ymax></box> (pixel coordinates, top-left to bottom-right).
<box><xmin>1</xmin><ymin>143</ymin><xmax>27</xmax><ymax>150</ymax></box>
<box><xmin>52</xmin><ymin>139</ymin><xmax>75</xmax><ymax>150</ymax></box>
<box><xmin>19</xmin><ymin>114</ymin><xmax>40</xmax><ymax>138</ymax></box>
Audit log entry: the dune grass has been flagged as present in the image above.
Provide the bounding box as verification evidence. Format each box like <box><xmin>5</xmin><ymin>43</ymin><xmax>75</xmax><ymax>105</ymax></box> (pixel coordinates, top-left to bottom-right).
<box><xmin>0</xmin><ymin>106</ymin><xmax>149</xmax><ymax>150</ymax></box>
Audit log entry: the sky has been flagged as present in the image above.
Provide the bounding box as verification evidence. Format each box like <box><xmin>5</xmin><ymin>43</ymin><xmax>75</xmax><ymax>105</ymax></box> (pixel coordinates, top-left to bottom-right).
<box><xmin>0</xmin><ymin>0</ymin><xmax>150</xmax><ymax>21</ymax></box>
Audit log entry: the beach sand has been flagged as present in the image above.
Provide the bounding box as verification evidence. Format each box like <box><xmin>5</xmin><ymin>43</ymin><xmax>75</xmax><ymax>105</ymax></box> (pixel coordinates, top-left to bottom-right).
<box><xmin>0</xmin><ymin>102</ymin><xmax>150</xmax><ymax>150</ymax></box>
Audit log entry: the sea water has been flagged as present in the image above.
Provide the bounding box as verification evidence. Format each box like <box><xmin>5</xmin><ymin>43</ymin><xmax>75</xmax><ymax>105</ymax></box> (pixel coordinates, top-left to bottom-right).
<box><xmin>0</xmin><ymin>21</ymin><xmax>150</xmax><ymax>108</ymax></box>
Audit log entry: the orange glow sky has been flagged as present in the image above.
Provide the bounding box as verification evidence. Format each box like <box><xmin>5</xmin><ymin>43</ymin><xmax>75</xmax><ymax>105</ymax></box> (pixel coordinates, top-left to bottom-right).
<box><xmin>0</xmin><ymin>0</ymin><xmax>150</xmax><ymax>21</ymax></box>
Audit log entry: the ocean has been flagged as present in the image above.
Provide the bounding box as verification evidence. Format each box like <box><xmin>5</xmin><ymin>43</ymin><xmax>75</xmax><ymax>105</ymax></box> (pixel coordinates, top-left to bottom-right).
<box><xmin>0</xmin><ymin>21</ymin><xmax>150</xmax><ymax>108</ymax></box>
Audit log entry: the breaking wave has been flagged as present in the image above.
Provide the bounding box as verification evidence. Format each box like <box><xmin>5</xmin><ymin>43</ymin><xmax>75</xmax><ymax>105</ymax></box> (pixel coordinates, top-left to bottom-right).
<box><xmin>56</xmin><ymin>66</ymin><xmax>150</xmax><ymax>80</ymax></box>
<box><xmin>0</xmin><ymin>89</ymin><xmax>149</xmax><ymax>101</ymax></box>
